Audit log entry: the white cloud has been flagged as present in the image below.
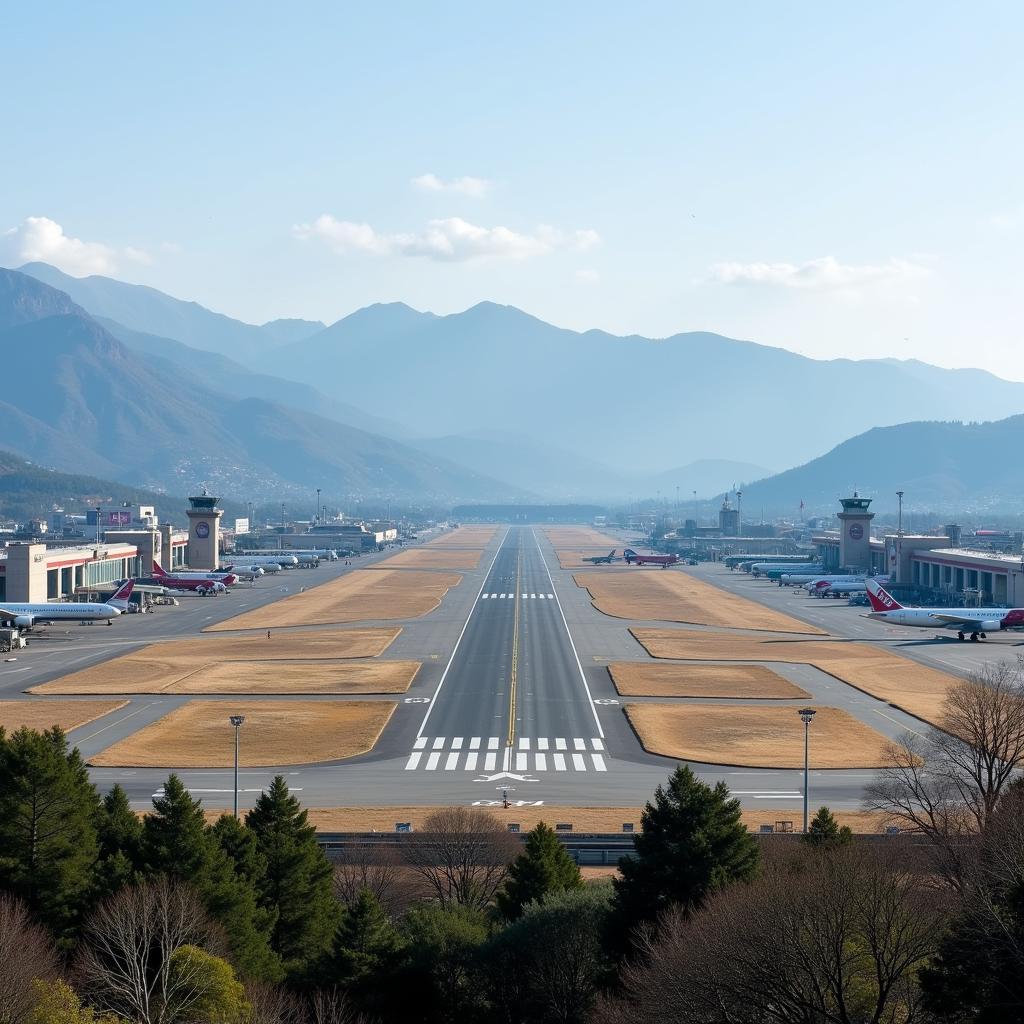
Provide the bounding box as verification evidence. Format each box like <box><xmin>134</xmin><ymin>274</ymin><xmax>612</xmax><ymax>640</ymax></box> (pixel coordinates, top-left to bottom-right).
<box><xmin>0</xmin><ymin>216</ymin><xmax>149</xmax><ymax>276</ymax></box>
<box><xmin>708</xmin><ymin>255</ymin><xmax>928</xmax><ymax>291</ymax></box>
<box><xmin>575</xmin><ymin>268</ymin><xmax>600</xmax><ymax>284</ymax></box>
<box><xmin>411</xmin><ymin>173</ymin><xmax>493</xmax><ymax>198</ymax></box>
<box><xmin>293</xmin><ymin>215</ymin><xmax>601</xmax><ymax>263</ymax></box>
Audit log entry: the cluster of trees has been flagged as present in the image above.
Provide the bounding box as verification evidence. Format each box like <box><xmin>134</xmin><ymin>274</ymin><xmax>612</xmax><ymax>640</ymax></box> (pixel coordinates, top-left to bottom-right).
<box><xmin>3</xmin><ymin>659</ymin><xmax>1024</xmax><ymax>1022</ymax></box>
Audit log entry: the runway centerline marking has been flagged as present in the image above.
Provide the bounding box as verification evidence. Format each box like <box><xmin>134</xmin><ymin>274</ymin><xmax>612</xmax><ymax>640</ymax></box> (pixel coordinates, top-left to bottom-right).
<box><xmin>415</xmin><ymin>527</ymin><xmax>510</xmax><ymax>738</ymax></box>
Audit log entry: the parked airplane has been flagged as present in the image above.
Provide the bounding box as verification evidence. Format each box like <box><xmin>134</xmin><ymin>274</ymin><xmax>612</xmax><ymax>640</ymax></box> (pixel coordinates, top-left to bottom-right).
<box><xmin>150</xmin><ymin>562</ymin><xmax>233</xmax><ymax>595</ymax></box>
<box><xmin>865</xmin><ymin>579</ymin><xmax>1024</xmax><ymax>641</ymax></box>
<box><xmin>226</xmin><ymin>560</ymin><xmax>280</xmax><ymax>574</ymax></box>
<box><xmin>780</xmin><ymin>573</ymin><xmax>863</xmax><ymax>587</ymax></box>
<box><xmin>581</xmin><ymin>550</ymin><xmax>620</xmax><ymax>565</ymax></box>
<box><xmin>0</xmin><ymin>580</ymin><xmax>135</xmax><ymax>627</ymax></box>
<box><xmin>623</xmin><ymin>548</ymin><xmax>680</xmax><ymax>568</ymax></box>
<box><xmin>226</xmin><ymin>565</ymin><xmax>265</xmax><ymax>581</ymax></box>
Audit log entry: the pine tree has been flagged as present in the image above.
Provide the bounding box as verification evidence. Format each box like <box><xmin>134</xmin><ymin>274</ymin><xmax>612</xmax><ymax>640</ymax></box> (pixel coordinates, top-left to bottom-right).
<box><xmin>328</xmin><ymin>888</ymin><xmax>403</xmax><ymax>997</ymax></box>
<box><xmin>95</xmin><ymin>784</ymin><xmax>143</xmax><ymax>895</ymax></box>
<box><xmin>803</xmin><ymin>806</ymin><xmax>853</xmax><ymax>849</ymax></box>
<box><xmin>613</xmin><ymin>766</ymin><xmax>760</xmax><ymax>939</ymax></box>
<box><xmin>497</xmin><ymin>821</ymin><xmax>583</xmax><ymax>920</ymax></box>
<box><xmin>0</xmin><ymin>727</ymin><xmax>101</xmax><ymax>943</ymax></box>
<box><xmin>142</xmin><ymin>775</ymin><xmax>282</xmax><ymax>982</ymax></box>
<box><xmin>211</xmin><ymin>812</ymin><xmax>267</xmax><ymax>884</ymax></box>
<box><xmin>246</xmin><ymin>775</ymin><xmax>339</xmax><ymax>978</ymax></box>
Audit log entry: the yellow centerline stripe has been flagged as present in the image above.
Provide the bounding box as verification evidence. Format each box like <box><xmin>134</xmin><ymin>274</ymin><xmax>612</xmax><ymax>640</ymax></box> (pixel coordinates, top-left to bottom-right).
<box><xmin>508</xmin><ymin>544</ymin><xmax>522</xmax><ymax>747</ymax></box>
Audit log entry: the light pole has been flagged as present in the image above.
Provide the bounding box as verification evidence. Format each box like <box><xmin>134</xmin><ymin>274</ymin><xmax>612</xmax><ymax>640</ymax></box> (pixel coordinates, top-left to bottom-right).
<box><xmin>229</xmin><ymin>715</ymin><xmax>245</xmax><ymax>817</ymax></box>
<box><xmin>736</xmin><ymin>490</ymin><xmax>742</xmax><ymax>537</ymax></box>
<box><xmin>316</xmin><ymin>488</ymin><xmax>321</xmax><ymax>526</ymax></box>
<box><xmin>896</xmin><ymin>490</ymin><xmax>904</xmax><ymax>584</ymax></box>
<box><xmin>798</xmin><ymin>707</ymin><xmax>816</xmax><ymax>832</ymax></box>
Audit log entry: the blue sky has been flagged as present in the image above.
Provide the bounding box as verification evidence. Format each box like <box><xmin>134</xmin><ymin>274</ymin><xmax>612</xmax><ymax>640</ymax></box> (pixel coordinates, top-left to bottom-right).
<box><xmin>2</xmin><ymin>2</ymin><xmax>1022</xmax><ymax>376</ymax></box>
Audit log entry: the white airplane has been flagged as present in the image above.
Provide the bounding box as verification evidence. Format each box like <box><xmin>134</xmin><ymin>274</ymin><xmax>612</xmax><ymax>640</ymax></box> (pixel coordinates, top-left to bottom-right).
<box><xmin>865</xmin><ymin>579</ymin><xmax>1024</xmax><ymax>642</ymax></box>
<box><xmin>227</xmin><ymin>565</ymin><xmax>265</xmax><ymax>581</ymax></box>
<box><xmin>226</xmin><ymin>554</ymin><xmax>299</xmax><ymax>568</ymax></box>
<box><xmin>0</xmin><ymin>580</ymin><xmax>135</xmax><ymax>628</ymax></box>
<box><xmin>780</xmin><ymin>573</ymin><xmax>863</xmax><ymax>587</ymax></box>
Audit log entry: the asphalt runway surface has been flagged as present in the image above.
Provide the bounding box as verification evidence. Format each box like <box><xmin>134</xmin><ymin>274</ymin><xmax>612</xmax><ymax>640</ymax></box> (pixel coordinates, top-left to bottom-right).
<box><xmin>4</xmin><ymin>529</ymin><xmax>1007</xmax><ymax>816</ymax></box>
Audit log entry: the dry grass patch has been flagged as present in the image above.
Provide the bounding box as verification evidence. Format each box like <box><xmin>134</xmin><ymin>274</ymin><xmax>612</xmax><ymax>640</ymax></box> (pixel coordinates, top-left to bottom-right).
<box><xmin>89</xmin><ymin>699</ymin><xmax>397</xmax><ymax>768</ymax></box>
<box><xmin>299</xmin><ymin>804</ymin><xmax>886</xmax><ymax>834</ymax></box>
<box><xmin>632</xmin><ymin>628</ymin><xmax>956</xmax><ymax>725</ymax></box>
<box><xmin>627</xmin><ymin>703</ymin><xmax>893</xmax><ymax>768</ymax></box>
<box><xmin>426</xmin><ymin>527</ymin><xmax>498</xmax><ymax>548</ymax></box>
<box><xmin>544</xmin><ymin>526</ymin><xmax>621</xmax><ymax>548</ymax></box>
<box><xmin>0</xmin><ymin>700</ymin><xmax>128</xmax><ymax>732</ymax></box>
<box><xmin>372</xmin><ymin>549</ymin><xmax>482</xmax><ymax>570</ymax></box>
<box><xmin>610</xmin><ymin>662</ymin><xmax>809</xmax><ymax>699</ymax></box>
<box><xmin>30</xmin><ymin>628</ymin><xmax>401</xmax><ymax>695</ymax></box>
<box><xmin>577</xmin><ymin>571</ymin><xmax>823</xmax><ymax>634</ymax></box>
<box><xmin>36</xmin><ymin>660</ymin><xmax>419</xmax><ymax>695</ymax></box>
<box><xmin>205</xmin><ymin>571</ymin><xmax>461</xmax><ymax>631</ymax></box>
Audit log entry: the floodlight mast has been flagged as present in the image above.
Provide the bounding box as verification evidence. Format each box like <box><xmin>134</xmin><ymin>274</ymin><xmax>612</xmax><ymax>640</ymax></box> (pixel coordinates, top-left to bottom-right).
<box><xmin>229</xmin><ymin>715</ymin><xmax>246</xmax><ymax>817</ymax></box>
<box><xmin>798</xmin><ymin>708</ymin><xmax>816</xmax><ymax>833</ymax></box>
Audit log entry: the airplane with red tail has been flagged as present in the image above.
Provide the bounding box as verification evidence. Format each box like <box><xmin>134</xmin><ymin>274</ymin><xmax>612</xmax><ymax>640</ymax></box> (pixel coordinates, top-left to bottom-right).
<box><xmin>623</xmin><ymin>548</ymin><xmax>681</xmax><ymax>569</ymax></box>
<box><xmin>865</xmin><ymin>579</ymin><xmax>1024</xmax><ymax>642</ymax></box>
<box><xmin>150</xmin><ymin>560</ymin><xmax>237</xmax><ymax>595</ymax></box>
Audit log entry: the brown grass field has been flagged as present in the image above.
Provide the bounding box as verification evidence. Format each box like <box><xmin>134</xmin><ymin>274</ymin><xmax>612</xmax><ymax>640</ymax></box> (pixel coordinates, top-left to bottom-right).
<box><xmin>205</xmin><ymin>571</ymin><xmax>461</xmax><ymax>631</ymax></box>
<box><xmin>632</xmin><ymin>628</ymin><xmax>957</xmax><ymax>725</ymax></box>
<box><xmin>29</xmin><ymin>628</ymin><xmax>402</xmax><ymax>695</ymax></box>
<box><xmin>610</xmin><ymin>662</ymin><xmax>810</xmax><ymax>699</ymax></box>
<box><xmin>0</xmin><ymin>699</ymin><xmax>128</xmax><ymax>733</ymax></box>
<box><xmin>33</xmin><ymin>659</ymin><xmax>420</xmax><ymax>695</ymax></box>
<box><xmin>297</xmin><ymin>804</ymin><xmax>888</xmax><ymax>834</ymax></box>
<box><xmin>576</xmin><ymin>571</ymin><xmax>824</xmax><ymax>633</ymax></box>
<box><xmin>425</xmin><ymin>527</ymin><xmax>498</xmax><ymax>548</ymax></box>
<box><xmin>370</xmin><ymin>549</ymin><xmax>483</xmax><ymax>570</ymax></box>
<box><xmin>626</xmin><ymin>703</ymin><xmax>893</xmax><ymax>768</ymax></box>
<box><xmin>89</xmin><ymin>700</ymin><xmax>397</xmax><ymax>767</ymax></box>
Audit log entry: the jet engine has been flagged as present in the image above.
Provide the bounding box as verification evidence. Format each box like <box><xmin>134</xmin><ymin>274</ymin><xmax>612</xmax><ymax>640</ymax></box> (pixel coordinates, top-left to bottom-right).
<box><xmin>980</xmin><ymin>620</ymin><xmax>1002</xmax><ymax>633</ymax></box>
<box><xmin>13</xmin><ymin>615</ymin><xmax>34</xmax><ymax>628</ymax></box>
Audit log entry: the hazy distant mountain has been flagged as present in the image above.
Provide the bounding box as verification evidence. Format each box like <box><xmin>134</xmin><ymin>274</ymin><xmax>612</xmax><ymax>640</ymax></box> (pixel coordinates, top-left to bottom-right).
<box><xmin>279</xmin><ymin>302</ymin><xmax>1024</xmax><ymax>472</ymax></box>
<box><xmin>737</xmin><ymin>416</ymin><xmax>1024</xmax><ymax>515</ymax></box>
<box><xmin>0</xmin><ymin>449</ymin><xmax>240</xmax><ymax>525</ymax></box>
<box><xmin>259</xmin><ymin>317</ymin><xmax>326</xmax><ymax>344</ymax></box>
<box><xmin>0</xmin><ymin>270</ymin><xmax>517</xmax><ymax>502</ymax></box>
<box><xmin>19</xmin><ymin>262</ymin><xmax>286</xmax><ymax>358</ymax></box>
<box><xmin>415</xmin><ymin>432</ymin><xmax>770</xmax><ymax>501</ymax></box>
<box><xmin>0</xmin><ymin>267</ymin><xmax>84</xmax><ymax>330</ymax></box>
<box><xmin>95</xmin><ymin>317</ymin><xmax>414</xmax><ymax>439</ymax></box>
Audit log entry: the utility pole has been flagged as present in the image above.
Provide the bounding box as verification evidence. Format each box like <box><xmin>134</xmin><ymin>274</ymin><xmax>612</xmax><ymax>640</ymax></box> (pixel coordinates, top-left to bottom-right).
<box><xmin>799</xmin><ymin>707</ymin><xmax>816</xmax><ymax>833</ymax></box>
<box><xmin>229</xmin><ymin>715</ymin><xmax>245</xmax><ymax>818</ymax></box>
<box><xmin>896</xmin><ymin>490</ymin><xmax>904</xmax><ymax>585</ymax></box>
<box><xmin>316</xmin><ymin>488</ymin><xmax>321</xmax><ymax>526</ymax></box>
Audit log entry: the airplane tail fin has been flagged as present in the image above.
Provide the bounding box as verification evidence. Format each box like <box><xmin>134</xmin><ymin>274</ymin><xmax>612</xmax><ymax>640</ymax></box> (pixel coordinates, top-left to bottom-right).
<box><xmin>151</xmin><ymin>559</ymin><xmax>168</xmax><ymax>577</ymax></box>
<box><xmin>865</xmin><ymin>579</ymin><xmax>902</xmax><ymax>612</ymax></box>
<box><xmin>624</xmin><ymin>549</ymin><xmax>636</xmax><ymax>557</ymax></box>
<box><xmin>109</xmin><ymin>579</ymin><xmax>135</xmax><ymax>609</ymax></box>
<box><xmin>609</xmin><ymin>550</ymin><xmax>615</xmax><ymax>558</ymax></box>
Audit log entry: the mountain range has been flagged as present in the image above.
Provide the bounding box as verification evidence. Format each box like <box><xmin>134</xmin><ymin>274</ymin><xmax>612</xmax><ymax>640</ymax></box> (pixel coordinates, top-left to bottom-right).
<box><xmin>0</xmin><ymin>270</ymin><xmax>514</xmax><ymax>503</ymax></box>
<box><xmin>736</xmin><ymin>415</ymin><xmax>1024</xmax><ymax>515</ymax></box>
<box><xmin>9</xmin><ymin>261</ymin><xmax>1024</xmax><ymax>511</ymax></box>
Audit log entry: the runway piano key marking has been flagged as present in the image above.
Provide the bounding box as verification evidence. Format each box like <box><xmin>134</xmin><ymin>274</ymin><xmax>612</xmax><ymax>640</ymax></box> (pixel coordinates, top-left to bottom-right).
<box><xmin>405</xmin><ymin>738</ymin><xmax>607</xmax><ymax>772</ymax></box>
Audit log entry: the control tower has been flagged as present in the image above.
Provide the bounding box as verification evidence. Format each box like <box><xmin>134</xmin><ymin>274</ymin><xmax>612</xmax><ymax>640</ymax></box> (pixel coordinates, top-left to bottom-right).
<box><xmin>838</xmin><ymin>493</ymin><xmax>873</xmax><ymax>572</ymax></box>
<box><xmin>186</xmin><ymin>491</ymin><xmax>223</xmax><ymax>570</ymax></box>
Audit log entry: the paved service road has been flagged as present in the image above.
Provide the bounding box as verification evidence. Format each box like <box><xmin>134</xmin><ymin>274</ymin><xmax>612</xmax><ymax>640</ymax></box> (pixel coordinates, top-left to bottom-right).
<box><xmin>409</xmin><ymin>529</ymin><xmax>605</xmax><ymax>776</ymax></box>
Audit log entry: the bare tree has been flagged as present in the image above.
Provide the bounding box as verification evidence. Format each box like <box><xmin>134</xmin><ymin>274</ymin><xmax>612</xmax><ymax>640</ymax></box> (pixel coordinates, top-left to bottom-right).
<box><xmin>245</xmin><ymin>984</ymin><xmax>368</xmax><ymax>1024</ymax></box>
<box><xmin>402</xmin><ymin>807</ymin><xmax>519</xmax><ymax>909</ymax></box>
<box><xmin>0</xmin><ymin>892</ymin><xmax>60</xmax><ymax>1024</ymax></box>
<box><xmin>599</xmin><ymin>844</ymin><xmax>943</xmax><ymax>1024</ymax></box>
<box><xmin>75</xmin><ymin>878</ymin><xmax>225</xmax><ymax>1024</ymax></box>
<box><xmin>332</xmin><ymin>842</ymin><xmax>424</xmax><ymax>916</ymax></box>
<box><xmin>865</xmin><ymin>660</ymin><xmax>1024</xmax><ymax>882</ymax></box>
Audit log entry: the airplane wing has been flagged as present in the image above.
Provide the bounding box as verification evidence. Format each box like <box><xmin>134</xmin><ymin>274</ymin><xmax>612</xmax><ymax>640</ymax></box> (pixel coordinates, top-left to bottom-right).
<box><xmin>932</xmin><ymin>614</ymin><xmax>989</xmax><ymax>629</ymax></box>
<box><xmin>0</xmin><ymin>609</ymin><xmax>22</xmax><ymax>623</ymax></box>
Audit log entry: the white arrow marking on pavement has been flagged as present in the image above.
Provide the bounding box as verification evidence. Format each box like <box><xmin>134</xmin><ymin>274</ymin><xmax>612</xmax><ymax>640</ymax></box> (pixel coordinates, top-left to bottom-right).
<box><xmin>473</xmin><ymin>772</ymin><xmax>539</xmax><ymax>782</ymax></box>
